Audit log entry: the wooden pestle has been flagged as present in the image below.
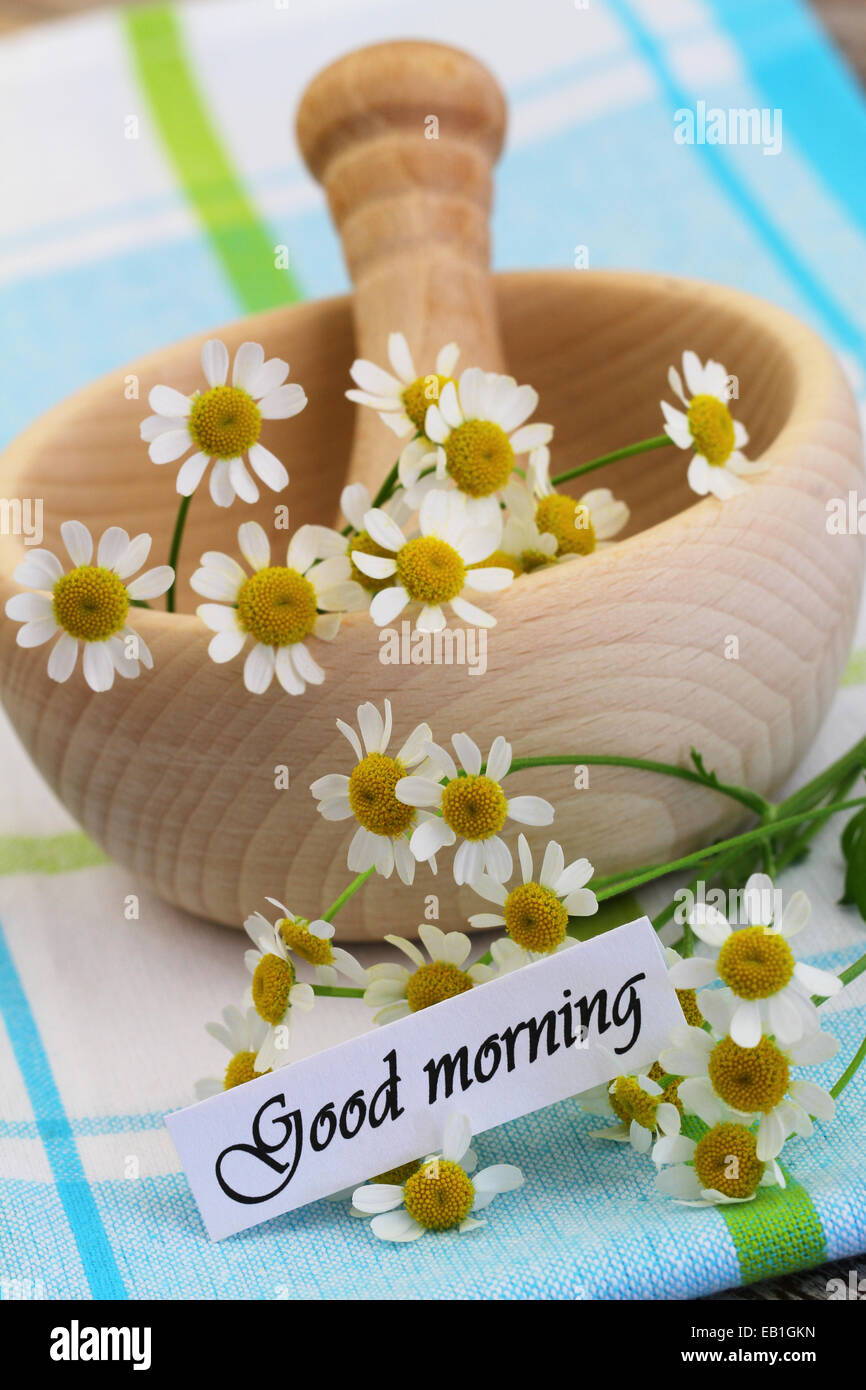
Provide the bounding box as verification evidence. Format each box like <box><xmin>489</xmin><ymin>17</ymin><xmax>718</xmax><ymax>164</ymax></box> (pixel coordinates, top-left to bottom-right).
<box><xmin>296</xmin><ymin>39</ymin><xmax>508</xmax><ymax>500</ymax></box>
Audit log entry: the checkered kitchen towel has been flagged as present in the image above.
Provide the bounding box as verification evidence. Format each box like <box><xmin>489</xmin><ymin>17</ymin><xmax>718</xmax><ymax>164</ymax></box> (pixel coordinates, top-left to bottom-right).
<box><xmin>1</xmin><ymin>0</ymin><xmax>866</xmax><ymax>1300</ymax></box>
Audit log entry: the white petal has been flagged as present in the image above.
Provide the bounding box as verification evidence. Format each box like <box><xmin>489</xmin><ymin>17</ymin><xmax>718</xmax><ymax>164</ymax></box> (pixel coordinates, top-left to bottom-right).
<box><xmin>149</xmin><ymin>385</ymin><xmax>192</xmax><ymax>417</ymax></box>
<box><xmin>12</xmin><ymin>549</ymin><xmax>63</xmax><ymax>588</ymax></box>
<box><xmin>6</xmin><ymin>592</ymin><xmax>53</xmax><ymax>622</ymax></box>
<box><xmin>449</xmin><ymin>596</ymin><xmax>496</xmax><ymax>628</ymax></box>
<box><xmin>789</xmin><ymin>1080</ymin><xmax>834</xmax><ymax>1121</ymax></box>
<box><xmin>452</xmin><ymin>732</ymin><xmax>482</xmax><ymax>775</ymax></box>
<box><xmin>209</xmin><ymin>458</ymin><xmax>234</xmax><ymax>507</ymax></box>
<box><xmin>794</xmin><ymin>962</ymin><xmax>842</xmax><ymax>996</ymax></box>
<box><xmin>232</xmin><ymin>341</ymin><xmax>265</xmax><ymax>390</ymax></box>
<box><xmin>244</xmin><ymin>643</ymin><xmax>275</xmax><ymax>693</ymax></box>
<box><xmin>237</xmin><ymin>521</ymin><xmax>271</xmax><ymax>572</ymax></box>
<box><xmin>506</xmin><ymin>795</ymin><xmax>554</xmax><ymax>826</ymax></box>
<box><xmin>442</xmin><ymin>1112</ymin><xmax>473</xmax><ymax>1163</ymax></box>
<box><xmin>247</xmin><ymin>357</ymin><xmax>290</xmax><ymax>400</ymax></box>
<box><xmin>258</xmin><ymin>383</ymin><xmax>307</xmax><ymax>420</ymax></box>
<box><xmin>274</xmin><ymin>647</ymin><xmax>305</xmax><ymax>696</ymax></box>
<box><xmin>248</xmin><ymin>443</ymin><xmax>289</xmax><ymax>493</ymax></box>
<box><xmin>17</xmin><ymin>617</ymin><xmax>58</xmax><ymax>647</ymax></box>
<box><xmin>387</xmin><ymin>332</ymin><xmax>416</xmax><ymax>383</ymax></box>
<box><xmin>369</xmin><ymin>586</ymin><xmax>410</xmax><ymax>627</ymax></box>
<box><xmin>202</xmin><ymin>339</ymin><xmax>229</xmax><ymax>387</ymax></box>
<box><xmin>473</xmin><ymin>1164</ymin><xmax>524</xmax><ymax>1195</ymax></box>
<box><xmin>351</xmin><ymin>1183</ymin><xmax>405</xmax><ymax>1214</ymax></box>
<box><xmin>127</xmin><ymin>566</ymin><xmax>173</xmax><ymax>600</ymax></box>
<box><xmin>370</xmin><ymin>1210</ymin><xmax>425</xmax><ymax>1243</ymax></box>
<box><xmin>410</xmin><ymin>818</ymin><xmax>455</xmax><ymax>861</ymax></box>
<box><xmin>729</xmin><ymin>998</ymin><xmax>763</xmax><ymax>1048</ymax></box>
<box><xmin>47</xmin><ymin>632</ymin><xmax>79</xmax><ymax>682</ymax></box>
<box><xmin>485</xmin><ymin>735</ymin><xmax>512</xmax><ymax>782</ymax></box>
<box><xmin>82</xmin><ymin>642</ymin><xmax>115</xmax><ymax>692</ymax></box>
<box><xmin>61</xmin><ymin>520</ymin><xmax>93</xmax><ymax>567</ymax></box>
<box><xmin>482</xmin><ymin>836</ymin><xmax>512</xmax><ymax>883</ymax></box>
<box><xmin>229</xmin><ymin>457</ymin><xmax>259</xmax><ymax>504</ymax></box>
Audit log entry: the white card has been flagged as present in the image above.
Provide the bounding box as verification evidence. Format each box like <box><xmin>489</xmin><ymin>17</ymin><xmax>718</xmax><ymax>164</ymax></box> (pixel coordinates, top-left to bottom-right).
<box><xmin>166</xmin><ymin>916</ymin><xmax>683</xmax><ymax>1239</ymax></box>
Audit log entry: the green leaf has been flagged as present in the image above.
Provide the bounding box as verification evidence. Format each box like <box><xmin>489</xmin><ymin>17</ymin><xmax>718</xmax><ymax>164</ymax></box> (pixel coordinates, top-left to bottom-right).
<box><xmin>840</xmin><ymin>806</ymin><xmax>866</xmax><ymax>923</ymax></box>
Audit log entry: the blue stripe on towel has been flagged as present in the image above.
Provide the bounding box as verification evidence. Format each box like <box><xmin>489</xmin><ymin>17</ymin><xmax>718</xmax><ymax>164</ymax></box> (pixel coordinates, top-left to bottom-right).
<box><xmin>0</xmin><ymin>923</ymin><xmax>127</xmax><ymax>1300</ymax></box>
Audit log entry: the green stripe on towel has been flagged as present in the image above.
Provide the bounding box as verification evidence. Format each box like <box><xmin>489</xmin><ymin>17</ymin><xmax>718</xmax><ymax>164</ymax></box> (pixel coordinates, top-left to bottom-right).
<box><xmin>122</xmin><ymin>5</ymin><xmax>303</xmax><ymax>312</ymax></box>
<box><xmin>0</xmin><ymin>832</ymin><xmax>108</xmax><ymax>877</ymax></box>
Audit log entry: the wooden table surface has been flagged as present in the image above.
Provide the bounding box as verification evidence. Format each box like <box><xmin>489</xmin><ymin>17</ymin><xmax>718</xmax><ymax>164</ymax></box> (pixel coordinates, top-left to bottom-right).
<box><xmin>0</xmin><ymin>0</ymin><xmax>863</xmax><ymax>1303</ymax></box>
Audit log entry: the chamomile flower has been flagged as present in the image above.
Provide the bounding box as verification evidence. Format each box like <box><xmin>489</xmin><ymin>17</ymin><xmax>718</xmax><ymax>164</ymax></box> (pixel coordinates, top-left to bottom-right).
<box><xmin>243</xmin><ymin>912</ymin><xmax>315</xmax><ymax>1071</ymax></box>
<box><xmin>661</xmin><ymin>350</ymin><xmax>768</xmax><ymax>501</ymax></box>
<box><xmin>467</xmin><ymin>480</ymin><xmax>557</xmax><ymax>577</ymax></box>
<box><xmin>310</xmin><ymin>700</ymin><xmax>443</xmax><ymax>885</ymax></box>
<box><xmin>191</xmin><ymin>520</ymin><xmax>365</xmax><ymax>695</ymax></box>
<box><xmin>363</xmin><ymin>925</ymin><xmax>497</xmax><ymax>1026</ymax></box>
<box><xmin>352</xmin><ymin>1112</ymin><xmax>523</xmax><ymax>1241</ymax></box>
<box><xmin>529</xmin><ymin>449</ymin><xmax>629</xmax><ymax>556</ymax></box>
<box><xmin>652</xmin><ymin>1122</ymin><xmax>785</xmax><ymax>1205</ymax></box>
<box><xmin>346</xmin><ymin>332</ymin><xmax>460</xmax><ymax>442</ymax></box>
<box><xmin>246</xmin><ymin>901</ymin><xmax>367</xmax><ymax>989</ymax></box>
<box><xmin>580</xmin><ymin>1066</ymin><xmax>682</xmax><ymax>1154</ymax></box>
<box><xmin>468</xmin><ymin>834</ymin><xmax>597</xmax><ymax>958</ymax></box>
<box><xmin>397</xmin><ymin>732</ymin><xmax>554</xmax><ymax>885</ymax></box>
<box><xmin>353</xmin><ymin>489</ymin><xmax>512</xmax><ymax>634</ymax></box>
<box><xmin>141</xmin><ymin>338</ymin><xmax>306</xmax><ymax>505</ymax></box>
<box><xmin>402</xmin><ymin>367</ymin><xmax>552</xmax><ymax>521</ymax></box>
<box><xmin>667</xmin><ymin>874</ymin><xmax>842</xmax><ymax>1047</ymax></box>
<box><xmin>5</xmin><ymin>521</ymin><xmax>172</xmax><ymax>692</ymax></box>
<box><xmin>194</xmin><ymin>1004</ymin><xmax>271</xmax><ymax>1099</ymax></box>
<box><xmin>663</xmin><ymin>946</ymin><xmax>704</xmax><ymax>1028</ymax></box>
<box><xmin>312</xmin><ymin>483</ymin><xmax>413</xmax><ymax>612</ymax></box>
<box><xmin>659</xmin><ymin>1000</ymin><xmax>838</xmax><ymax>1160</ymax></box>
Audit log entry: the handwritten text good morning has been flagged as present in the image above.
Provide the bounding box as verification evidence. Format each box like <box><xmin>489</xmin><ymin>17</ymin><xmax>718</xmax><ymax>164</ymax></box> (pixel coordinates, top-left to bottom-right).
<box><xmin>166</xmin><ymin>916</ymin><xmax>683</xmax><ymax>1239</ymax></box>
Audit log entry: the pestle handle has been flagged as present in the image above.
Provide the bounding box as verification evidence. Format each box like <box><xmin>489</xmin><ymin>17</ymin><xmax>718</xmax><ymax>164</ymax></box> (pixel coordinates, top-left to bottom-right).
<box><xmin>296</xmin><ymin>39</ymin><xmax>508</xmax><ymax>499</ymax></box>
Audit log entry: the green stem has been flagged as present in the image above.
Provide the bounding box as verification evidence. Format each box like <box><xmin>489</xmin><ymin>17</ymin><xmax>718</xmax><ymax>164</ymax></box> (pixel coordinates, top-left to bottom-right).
<box><xmin>594</xmin><ymin>796</ymin><xmax>866</xmax><ymax>900</ymax></box>
<box><xmin>371</xmin><ymin>457</ymin><xmax>403</xmax><ymax>509</ymax></box>
<box><xmin>321</xmin><ymin>867</ymin><xmax>375</xmax><ymax>923</ymax></box>
<box><xmin>311</xmin><ymin>984</ymin><xmax>365</xmax><ymax>998</ymax></box>
<box><xmin>780</xmin><ymin>736</ymin><xmax>866</xmax><ymax>818</ymax></box>
<box><xmin>830</xmin><ymin>1026</ymin><xmax>866</xmax><ymax>1099</ymax></box>
<box><xmin>813</xmin><ymin>949</ymin><xmax>866</xmax><ymax>1008</ymax></box>
<box><xmin>506</xmin><ymin>753</ymin><xmax>770</xmax><ymax>816</ymax></box>
<box><xmin>165</xmin><ymin>493</ymin><xmax>192</xmax><ymax>614</ymax></box>
<box><xmin>550</xmin><ymin>434</ymin><xmax>670</xmax><ymax>487</ymax></box>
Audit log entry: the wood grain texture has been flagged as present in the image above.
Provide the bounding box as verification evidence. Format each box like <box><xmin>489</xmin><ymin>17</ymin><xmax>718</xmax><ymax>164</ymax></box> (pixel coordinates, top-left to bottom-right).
<box><xmin>0</xmin><ymin>270</ymin><xmax>863</xmax><ymax>937</ymax></box>
<box><xmin>296</xmin><ymin>41</ymin><xmax>507</xmax><ymax>500</ymax></box>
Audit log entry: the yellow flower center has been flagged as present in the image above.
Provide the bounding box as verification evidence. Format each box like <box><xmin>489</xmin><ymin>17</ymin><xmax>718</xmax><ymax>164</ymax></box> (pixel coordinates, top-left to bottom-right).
<box><xmin>535</xmin><ymin>496</ymin><xmax>596</xmax><ymax>556</ymax></box>
<box><xmin>251</xmin><ymin>952</ymin><xmax>295</xmax><ymax>1025</ymax></box>
<box><xmin>648</xmin><ymin>1061</ymin><xmax>684</xmax><ymax>1115</ymax></box>
<box><xmin>677</xmin><ymin>988</ymin><xmax>704</xmax><ymax>1027</ymax></box>
<box><xmin>278</xmin><ymin>917</ymin><xmax>333</xmax><ymax>968</ymax></box>
<box><xmin>347</xmin><ymin>753</ymin><xmax>414</xmax><ymax>837</ymax></box>
<box><xmin>445</xmin><ymin>419</ymin><xmax>514</xmax><ymax>497</ymax></box>
<box><xmin>693</xmin><ymin>1122</ymin><xmax>764</xmax><ymax>1199</ymax></box>
<box><xmin>405</xmin><ymin>961</ymin><xmax>474</xmax><ymax>1012</ymax></box>
<box><xmin>520</xmin><ymin>548</ymin><xmax>553</xmax><ymax>573</ymax></box>
<box><xmin>717</xmin><ymin>926</ymin><xmax>795</xmax><ymax>1000</ymax></box>
<box><xmin>223</xmin><ymin>1050</ymin><xmax>269</xmax><ymax>1090</ymax></box>
<box><xmin>609</xmin><ymin>1076</ymin><xmax>659</xmax><ymax>1131</ymax></box>
<box><xmin>686</xmin><ymin>394</ymin><xmax>735</xmax><ymax>466</ymax></box>
<box><xmin>707</xmin><ymin>1035</ymin><xmax>790</xmax><ymax>1113</ymax></box>
<box><xmin>401</xmin><ymin>374</ymin><xmax>453</xmax><ymax>433</ymax></box>
<box><xmin>504</xmin><ymin>881</ymin><xmax>568</xmax><ymax>953</ymax></box>
<box><xmin>235</xmin><ymin>566</ymin><xmax>317</xmax><ymax>647</ymax></box>
<box><xmin>395</xmin><ymin>536</ymin><xmax>466</xmax><ymax>605</ymax></box>
<box><xmin>187</xmin><ymin>384</ymin><xmax>262</xmax><ymax>459</ymax></box>
<box><xmin>440</xmin><ymin>774</ymin><xmax>508</xmax><ymax>841</ymax></box>
<box><xmin>349</xmin><ymin>530</ymin><xmax>393</xmax><ymax>593</ymax></box>
<box><xmin>470</xmin><ymin>549</ymin><xmax>523</xmax><ymax>577</ymax></box>
<box><xmin>52</xmin><ymin>566</ymin><xmax>129</xmax><ymax>642</ymax></box>
<box><xmin>403</xmin><ymin>1158</ymin><xmax>475</xmax><ymax>1230</ymax></box>
<box><xmin>371</xmin><ymin>1159</ymin><xmax>422</xmax><ymax>1185</ymax></box>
